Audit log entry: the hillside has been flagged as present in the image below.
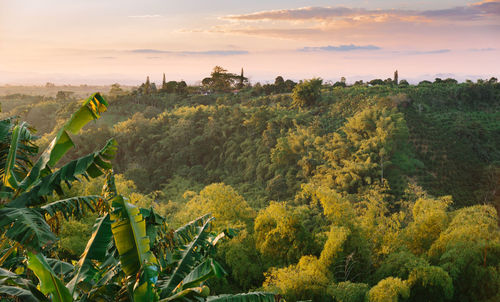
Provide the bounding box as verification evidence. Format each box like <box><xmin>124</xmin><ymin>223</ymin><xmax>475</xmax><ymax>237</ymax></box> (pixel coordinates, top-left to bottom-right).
<box><xmin>0</xmin><ymin>78</ymin><xmax>499</xmax><ymax>301</ymax></box>
<box><xmin>2</xmin><ymin>79</ymin><xmax>498</xmax><ymax>208</ymax></box>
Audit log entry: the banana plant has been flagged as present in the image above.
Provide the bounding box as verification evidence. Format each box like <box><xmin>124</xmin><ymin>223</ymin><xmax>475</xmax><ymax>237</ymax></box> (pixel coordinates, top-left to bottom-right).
<box><xmin>0</xmin><ymin>93</ymin><xmax>116</xmax><ymax>264</ymax></box>
<box><xmin>4</xmin><ymin>172</ymin><xmax>277</xmax><ymax>301</ymax></box>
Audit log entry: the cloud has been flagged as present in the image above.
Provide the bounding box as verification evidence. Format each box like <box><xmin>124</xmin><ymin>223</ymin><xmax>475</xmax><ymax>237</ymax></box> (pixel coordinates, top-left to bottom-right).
<box><xmin>97</xmin><ymin>56</ymin><xmax>116</xmax><ymax>59</ymax></box>
<box><xmin>474</xmin><ymin>0</ymin><xmax>500</xmax><ymax>15</ymax></box>
<box><xmin>224</xmin><ymin>7</ymin><xmax>366</xmax><ymax>21</ymax></box>
<box><xmin>223</xmin><ymin>1</ymin><xmax>500</xmax><ymax>22</ymax></box>
<box><xmin>469</xmin><ymin>47</ymin><xmax>496</xmax><ymax>51</ymax></box>
<box><xmin>129</xmin><ymin>49</ymin><xmax>249</xmax><ymax>56</ymax></box>
<box><xmin>131</xmin><ymin>49</ymin><xmax>166</xmax><ymax>53</ymax></box>
<box><xmin>204</xmin><ymin>1</ymin><xmax>500</xmax><ymax>44</ymax></box>
<box><xmin>299</xmin><ymin>44</ymin><xmax>381</xmax><ymax>52</ymax></box>
<box><xmin>420</xmin><ymin>1</ymin><xmax>500</xmax><ymax>21</ymax></box>
<box><xmin>128</xmin><ymin>15</ymin><xmax>162</xmax><ymax>18</ymax></box>
<box><xmin>394</xmin><ymin>49</ymin><xmax>451</xmax><ymax>55</ymax></box>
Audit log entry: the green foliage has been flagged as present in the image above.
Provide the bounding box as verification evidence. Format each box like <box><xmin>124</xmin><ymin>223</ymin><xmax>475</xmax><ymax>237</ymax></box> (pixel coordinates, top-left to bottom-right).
<box><xmin>406</xmin><ymin>266</ymin><xmax>453</xmax><ymax>302</ymax></box>
<box><xmin>264</xmin><ymin>255</ymin><xmax>331</xmax><ymax>302</ymax></box>
<box><xmin>328</xmin><ymin>281</ymin><xmax>369</xmax><ymax>302</ymax></box>
<box><xmin>373</xmin><ymin>251</ymin><xmax>428</xmax><ymax>281</ymax></box>
<box><xmin>109</xmin><ymin>187</ymin><xmax>158</xmax><ymax>301</ymax></box>
<box><xmin>217</xmin><ymin>230</ymin><xmax>265</xmax><ymax>291</ymax></box>
<box><xmin>404</xmin><ymin>196</ymin><xmax>452</xmax><ymax>255</ymax></box>
<box><xmin>316</xmin><ymin>105</ymin><xmax>417</xmax><ymax>195</ymax></box>
<box><xmin>1</xmin><ymin>79</ymin><xmax>499</xmax><ymax>302</ymax></box>
<box><xmin>0</xmin><ymin>94</ymin><xmax>116</xmax><ymax>262</ymax></box>
<box><xmin>254</xmin><ymin>201</ymin><xmax>315</xmax><ymax>265</ymax></box>
<box><xmin>292</xmin><ymin>78</ymin><xmax>323</xmax><ymax>108</ymax></box>
<box><xmin>57</xmin><ymin>215</ymin><xmax>96</xmax><ymax>258</ymax></box>
<box><xmin>367</xmin><ymin>277</ymin><xmax>409</xmax><ymax>302</ymax></box>
<box><xmin>201</xmin><ymin>66</ymin><xmax>246</xmax><ymax>92</ymax></box>
<box><xmin>27</xmin><ymin>252</ymin><xmax>73</xmax><ymax>302</ymax></box>
<box><xmin>428</xmin><ymin>205</ymin><xmax>500</xmax><ymax>301</ymax></box>
<box><xmin>181</xmin><ymin>183</ymin><xmax>255</xmax><ymax>230</ymax></box>
<box><xmin>0</xmin><ymin>207</ymin><xmax>56</xmax><ymax>251</ymax></box>
<box><xmin>206</xmin><ymin>292</ymin><xmax>276</xmax><ymax>302</ymax></box>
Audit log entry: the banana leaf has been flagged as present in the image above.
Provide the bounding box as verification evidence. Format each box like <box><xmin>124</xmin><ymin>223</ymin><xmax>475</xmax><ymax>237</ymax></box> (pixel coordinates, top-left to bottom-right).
<box><xmin>19</xmin><ymin>93</ymin><xmax>108</xmax><ymax>191</ymax></box>
<box><xmin>0</xmin><ymin>267</ymin><xmax>48</xmax><ymax>302</ymax></box>
<box><xmin>158</xmin><ymin>216</ymin><xmax>213</xmax><ymax>298</ymax></box>
<box><xmin>109</xmin><ymin>172</ymin><xmax>158</xmax><ymax>301</ymax></box>
<box><xmin>39</xmin><ymin>195</ymin><xmax>101</xmax><ymax>220</ymax></box>
<box><xmin>3</xmin><ymin>121</ymin><xmax>36</xmax><ymax>189</ymax></box>
<box><xmin>67</xmin><ymin>214</ymin><xmax>112</xmax><ymax>294</ymax></box>
<box><xmin>8</xmin><ymin>138</ymin><xmax>117</xmax><ymax>208</ymax></box>
<box><xmin>0</xmin><ymin>285</ymin><xmax>48</xmax><ymax>302</ymax></box>
<box><xmin>181</xmin><ymin>258</ymin><xmax>226</xmax><ymax>289</ymax></box>
<box><xmin>27</xmin><ymin>252</ymin><xmax>73</xmax><ymax>302</ymax></box>
<box><xmin>0</xmin><ymin>207</ymin><xmax>56</xmax><ymax>251</ymax></box>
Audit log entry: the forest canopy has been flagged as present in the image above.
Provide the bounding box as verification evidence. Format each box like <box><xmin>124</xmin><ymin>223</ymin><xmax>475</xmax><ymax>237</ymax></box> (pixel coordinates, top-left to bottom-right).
<box><xmin>0</xmin><ymin>71</ymin><xmax>499</xmax><ymax>302</ymax></box>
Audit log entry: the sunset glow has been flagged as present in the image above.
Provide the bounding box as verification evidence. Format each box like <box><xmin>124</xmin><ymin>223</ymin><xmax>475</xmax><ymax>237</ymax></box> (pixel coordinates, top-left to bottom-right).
<box><xmin>1</xmin><ymin>0</ymin><xmax>499</xmax><ymax>84</ymax></box>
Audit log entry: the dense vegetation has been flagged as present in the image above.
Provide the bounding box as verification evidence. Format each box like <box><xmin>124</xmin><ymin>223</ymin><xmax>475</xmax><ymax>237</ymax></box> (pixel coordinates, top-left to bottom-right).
<box><xmin>0</xmin><ymin>70</ymin><xmax>499</xmax><ymax>301</ymax></box>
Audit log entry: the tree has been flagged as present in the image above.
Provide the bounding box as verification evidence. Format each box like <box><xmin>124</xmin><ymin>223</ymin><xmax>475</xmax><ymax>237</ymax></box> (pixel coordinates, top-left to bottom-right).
<box><xmin>374</xmin><ymin>251</ymin><xmax>429</xmax><ymax>281</ymax></box>
<box><xmin>418</xmin><ymin>80</ymin><xmax>432</xmax><ymax>86</ymax></box>
<box><xmin>398</xmin><ymin>80</ymin><xmax>409</xmax><ymax>88</ymax></box>
<box><xmin>285</xmin><ymin>79</ymin><xmax>297</xmax><ymax>92</ymax></box>
<box><xmin>165</xmin><ymin>81</ymin><xmax>178</xmax><ymax>93</ymax></box>
<box><xmin>262</xmin><ymin>84</ymin><xmax>274</xmax><ymax>95</ymax></box>
<box><xmin>263</xmin><ymin>255</ymin><xmax>330</xmax><ymax>302</ymax></box>
<box><xmin>217</xmin><ymin>230</ymin><xmax>265</xmax><ymax>291</ymax></box>
<box><xmin>328</xmin><ymin>281</ymin><xmax>369</xmax><ymax>302</ymax></box>
<box><xmin>428</xmin><ymin>205</ymin><xmax>500</xmax><ymax>301</ymax></box>
<box><xmin>109</xmin><ymin>83</ymin><xmax>124</xmax><ymax>96</ymax></box>
<box><xmin>367</xmin><ymin>277</ymin><xmax>409</xmax><ymax>302</ymax></box>
<box><xmin>202</xmin><ymin>66</ymin><xmax>243</xmax><ymax>92</ymax></box>
<box><xmin>443</xmin><ymin>78</ymin><xmax>457</xmax><ymax>85</ymax></box>
<box><xmin>394</xmin><ymin>70</ymin><xmax>398</xmax><ymax>85</ymax></box>
<box><xmin>182</xmin><ymin>183</ymin><xmax>255</xmax><ymax>230</ymax></box>
<box><xmin>236</xmin><ymin>68</ymin><xmax>246</xmax><ymax>89</ymax></box>
<box><xmin>145</xmin><ymin>76</ymin><xmax>151</xmax><ymax>94</ymax></box>
<box><xmin>406</xmin><ymin>266</ymin><xmax>453</xmax><ymax>302</ymax></box>
<box><xmin>177</xmin><ymin>80</ymin><xmax>188</xmax><ymax>95</ymax></box>
<box><xmin>274</xmin><ymin>76</ymin><xmax>286</xmax><ymax>93</ymax></box>
<box><xmin>162</xmin><ymin>73</ymin><xmax>167</xmax><ymax>90</ymax></box>
<box><xmin>369</xmin><ymin>79</ymin><xmax>384</xmax><ymax>86</ymax></box>
<box><xmin>333</xmin><ymin>81</ymin><xmax>346</xmax><ymax>88</ymax></box>
<box><xmin>252</xmin><ymin>82</ymin><xmax>263</xmax><ymax>95</ymax></box>
<box><xmin>316</xmin><ymin>105</ymin><xmax>417</xmax><ymax>195</ymax></box>
<box><xmin>56</xmin><ymin>90</ymin><xmax>74</xmax><ymax>101</ymax></box>
<box><xmin>254</xmin><ymin>202</ymin><xmax>314</xmax><ymax>265</ymax></box>
<box><xmin>404</xmin><ymin>196</ymin><xmax>451</xmax><ymax>255</ymax></box>
<box><xmin>291</xmin><ymin>78</ymin><xmax>323</xmax><ymax>108</ymax></box>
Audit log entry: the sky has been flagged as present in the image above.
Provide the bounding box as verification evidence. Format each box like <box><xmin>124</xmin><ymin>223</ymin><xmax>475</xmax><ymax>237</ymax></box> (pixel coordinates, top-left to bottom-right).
<box><xmin>0</xmin><ymin>0</ymin><xmax>499</xmax><ymax>85</ymax></box>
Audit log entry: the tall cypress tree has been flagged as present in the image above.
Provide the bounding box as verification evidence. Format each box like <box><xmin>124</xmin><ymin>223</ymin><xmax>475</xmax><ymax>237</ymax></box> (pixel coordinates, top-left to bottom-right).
<box><xmin>238</xmin><ymin>68</ymin><xmax>245</xmax><ymax>89</ymax></box>
<box><xmin>145</xmin><ymin>76</ymin><xmax>151</xmax><ymax>95</ymax></box>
